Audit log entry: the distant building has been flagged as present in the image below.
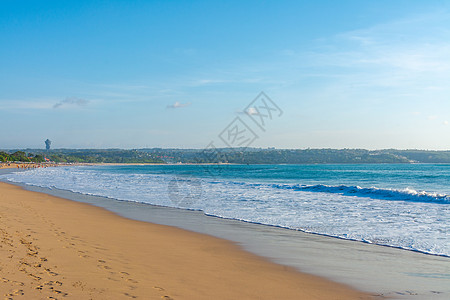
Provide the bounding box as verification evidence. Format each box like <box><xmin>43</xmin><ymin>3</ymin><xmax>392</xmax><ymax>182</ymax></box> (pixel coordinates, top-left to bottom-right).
<box><xmin>45</xmin><ymin>139</ymin><xmax>52</xmax><ymax>150</ymax></box>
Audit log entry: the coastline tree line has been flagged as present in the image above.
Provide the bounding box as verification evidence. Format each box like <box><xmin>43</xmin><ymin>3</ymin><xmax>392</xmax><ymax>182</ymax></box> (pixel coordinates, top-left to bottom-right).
<box><xmin>2</xmin><ymin>148</ymin><xmax>450</xmax><ymax>164</ymax></box>
<box><xmin>0</xmin><ymin>151</ymin><xmax>45</xmax><ymax>163</ymax></box>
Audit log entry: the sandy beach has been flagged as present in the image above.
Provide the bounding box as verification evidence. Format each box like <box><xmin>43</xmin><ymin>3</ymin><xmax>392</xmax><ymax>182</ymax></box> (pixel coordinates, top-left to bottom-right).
<box><xmin>0</xmin><ymin>181</ymin><xmax>373</xmax><ymax>299</ymax></box>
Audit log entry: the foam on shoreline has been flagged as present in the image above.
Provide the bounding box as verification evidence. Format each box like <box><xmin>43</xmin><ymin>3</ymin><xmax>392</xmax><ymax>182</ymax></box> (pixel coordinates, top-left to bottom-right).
<box><xmin>0</xmin><ymin>181</ymin><xmax>371</xmax><ymax>299</ymax></box>
<box><xmin>12</xmin><ymin>181</ymin><xmax>450</xmax><ymax>299</ymax></box>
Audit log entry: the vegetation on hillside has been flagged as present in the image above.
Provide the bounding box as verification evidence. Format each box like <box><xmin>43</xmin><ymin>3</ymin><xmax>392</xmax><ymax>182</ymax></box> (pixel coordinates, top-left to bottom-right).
<box><xmin>141</xmin><ymin>148</ymin><xmax>450</xmax><ymax>164</ymax></box>
<box><xmin>2</xmin><ymin>148</ymin><xmax>450</xmax><ymax>164</ymax></box>
<box><xmin>1</xmin><ymin>149</ymin><xmax>165</xmax><ymax>164</ymax></box>
<box><xmin>0</xmin><ymin>151</ymin><xmax>45</xmax><ymax>163</ymax></box>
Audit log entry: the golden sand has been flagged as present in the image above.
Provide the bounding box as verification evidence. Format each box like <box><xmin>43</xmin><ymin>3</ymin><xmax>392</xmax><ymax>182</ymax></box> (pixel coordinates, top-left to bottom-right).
<box><xmin>0</xmin><ymin>182</ymin><xmax>373</xmax><ymax>299</ymax></box>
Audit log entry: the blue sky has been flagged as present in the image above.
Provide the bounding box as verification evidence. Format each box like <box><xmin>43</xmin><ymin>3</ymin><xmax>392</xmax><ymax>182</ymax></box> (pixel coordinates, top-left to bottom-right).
<box><xmin>1</xmin><ymin>0</ymin><xmax>450</xmax><ymax>149</ymax></box>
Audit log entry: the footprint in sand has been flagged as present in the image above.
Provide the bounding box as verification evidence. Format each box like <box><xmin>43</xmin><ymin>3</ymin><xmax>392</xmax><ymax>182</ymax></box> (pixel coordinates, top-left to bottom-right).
<box><xmin>107</xmin><ymin>277</ymin><xmax>119</xmax><ymax>282</ymax></box>
<box><xmin>6</xmin><ymin>289</ymin><xmax>24</xmax><ymax>296</ymax></box>
<box><xmin>15</xmin><ymin>290</ymin><xmax>24</xmax><ymax>295</ymax></box>
<box><xmin>153</xmin><ymin>287</ymin><xmax>174</xmax><ymax>299</ymax></box>
<box><xmin>97</xmin><ymin>260</ymin><xmax>112</xmax><ymax>270</ymax></box>
<box><xmin>44</xmin><ymin>268</ymin><xmax>58</xmax><ymax>276</ymax></box>
<box><xmin>12</xmin><ymin>281</ymin><xmax>24</xmax><ymax>286</ymax></box>
<box><xmin>123</xmin><ymin>292</ymin><xmax>137</xmax><ymax>298</ymax></box>
<box><xmin>49</xmin><ymin>287</ymin><xmax>68</xmax><ymax>297</ymax></box>
<box><xmin>98</xmin><ymin>264</ymin><xmax>112</xmax><ymax>270</ymax></box>
<box><xmin>26</xmin><ymin>248</ymin><xmax>39</xmax><ymax>257</ymax></box>
<box><xmin>93</xmin><ymin>246</ymin><xmax>108</xmax><ymax>251</ymax></box>
<box><xmin>28</xmin><ymin>274</ymin><xmax>42</xmax><ymax>281</ymax></box>
<box><xmin>0</xmin><ymin>277</ymin><xmax>14</xmax><ymax>284</ymax></box>
<box><xmin>45</xmin><ymin>280</ymin><xmax>63</xmax><ymax>287</ymax></box>
<box><xmin>19</xmin><ymin>260</ymin><xmax>30</xmax><ymax>267</ymax></box>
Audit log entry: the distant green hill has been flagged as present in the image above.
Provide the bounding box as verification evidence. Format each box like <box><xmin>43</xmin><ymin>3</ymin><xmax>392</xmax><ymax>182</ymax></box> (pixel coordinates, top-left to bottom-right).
<box><xmin>0</xmin><ymin>148</ymin><xmax>450</xmax><ymax>164</ymax></box>
<box><xmin>3</xmin><ymin>148</ymin><xmax>448</xmax><ymax>164</ymax></box>
<box><xmin>1</xmin><ymin>149</ymin><xmax>164</xmax><ymax>164</ymax></box>
<box><xmin>140</xmin><ymin>148</ymin><xmax>450</xmax><ymax>164</ymax></box>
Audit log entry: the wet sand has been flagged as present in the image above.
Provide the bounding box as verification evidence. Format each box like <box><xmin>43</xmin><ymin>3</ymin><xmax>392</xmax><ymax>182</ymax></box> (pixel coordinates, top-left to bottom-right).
<box><xmin>0</xmin><ymin>182</ymin><xmax>373</xmax><ymax>299</ymax></box>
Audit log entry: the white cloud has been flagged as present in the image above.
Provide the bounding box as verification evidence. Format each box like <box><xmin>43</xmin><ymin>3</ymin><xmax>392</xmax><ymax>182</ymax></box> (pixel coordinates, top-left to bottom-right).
<box><xmin>246</xmin><ymin>107</ymin><xmax>259</xmax><ymax>115</ymax></box>
<box><xmin>443</xmin><ymin>120</ymin><xmax>449</xmax><ymax>125</ymax></box>
<box><xmin>166</xmin><ymin>101</ymin><xmax>191</xmax><ymax>109</ymax></box>
<box><xmin>236</xmin><ymin>107</ymin><xmax>260</xmax><ymax>116</ymax></box>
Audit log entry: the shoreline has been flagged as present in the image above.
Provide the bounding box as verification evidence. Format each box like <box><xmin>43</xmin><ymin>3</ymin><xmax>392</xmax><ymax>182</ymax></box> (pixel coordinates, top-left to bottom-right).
<box><xmin>3</xmin><ymin>162</ymin><xmax>450</xmax><ymax>171</ymax></box>
<box><xmin>2</xmin><ymin>166</ymin><xmax>449</xmax><ymax>299</ymax></box>
<box><xmin>14</xmin><ymin>182</ymin><xmax>450</xmax><ymax>299</ymax></box>
<box><xmin>0</xmin><ymin>181</ymin><xmax>373</xmax><ymax>299</ymax></box>
<box><xmin>3</xmin><ymin>164</ymin><xmax>448</xmax><ymax>259</ymax></box>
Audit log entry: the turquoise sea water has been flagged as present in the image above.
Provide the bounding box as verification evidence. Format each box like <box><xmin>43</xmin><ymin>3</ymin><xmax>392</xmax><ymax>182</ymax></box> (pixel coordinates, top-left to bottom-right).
<box><xmin>4</xmin><ymin>164</ymin><xmax>450</xmax><ymax>257</ymax></box>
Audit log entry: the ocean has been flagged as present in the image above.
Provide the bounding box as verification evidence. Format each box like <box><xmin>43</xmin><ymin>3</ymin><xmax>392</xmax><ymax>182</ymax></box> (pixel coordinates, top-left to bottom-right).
<box><xmin>3</xmin><ymin>163</ymin><xmax>450</xmax><ymax>258</ymax></box>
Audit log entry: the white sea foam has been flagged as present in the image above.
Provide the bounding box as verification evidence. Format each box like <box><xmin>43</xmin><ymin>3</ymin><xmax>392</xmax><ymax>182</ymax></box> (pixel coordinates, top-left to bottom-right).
<box><xmin>3</xmin><ymin>166</ymin><xmax>450</xmax><ymax>257</ymax></box>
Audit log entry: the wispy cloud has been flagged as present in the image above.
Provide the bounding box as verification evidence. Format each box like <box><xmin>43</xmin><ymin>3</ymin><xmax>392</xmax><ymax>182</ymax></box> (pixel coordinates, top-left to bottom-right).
<box><xmin>264</xmin><ymin>10</ymin><xmax>450</xmax><ymax>121</ymax></box>
<box><xmin>166</xmin><ymin>101</ymin><xmax>191</xmax><ymax>109</ymax></box>
<box><xmin>189</xmin><ymin>79</ymin><xmax>230</xmax><ymax>87</ymax></box>
<box><xmin>53</xmin><ymin>97</ymin><xmax>89</xmax><ymax>109</ymax></box>
<box><xmin>311</xmin><ymin>12</ymin><xmax>450</xmax><ymax>89</ymax></box>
